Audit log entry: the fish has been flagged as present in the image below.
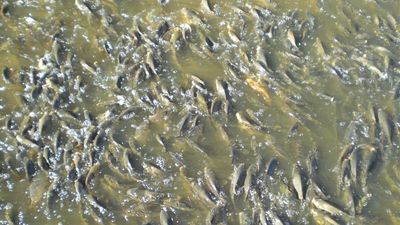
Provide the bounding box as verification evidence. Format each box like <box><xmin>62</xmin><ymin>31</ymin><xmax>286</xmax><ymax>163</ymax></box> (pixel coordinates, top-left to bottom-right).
<box><xmin>55</xmin><ymin>109</ymin><xmax>81</xmax><ymax>126</ymax></box>
<box><xmin>343</xmin><ymin>121</ymin><xmax>358</xmax><ymax>144</ymax></box>
<box><xmin>342</xmin><ymin>185</ymin><xmax>356</xmax><ymax>216</ymax></box>
<box><xmin>42</xmin><ymin>146</ymin><xmax>55</xmax><ymax>169</ymax></box>
<box><xmin>215</xmin><ymin>79</ymin><xmax>232</xmax><ymax>102</ymax></box>
<box><xmin>122</xmin><ymin>148</ymin><xmax>143</xmax><ymax>178</ymax></box>
<box><xmin>85</xmin><ymin>192</ymin><xmax>108</xmax><ymax>214</ymax></box>
<box><xmin>239</xmin><ymin>211</ymin><xmax>252</xmax><ymax>225</ymax></box>
<box><xmin>310</xmin><ymin>208</ymin><xmax>341</xmax><ymax>225</ymax></box>
<box><xmin>157</xmin><ymin>21</ymin><xmax>170</xmax><ymax>38</ymax></box>
<box><xmin>204</xmin><ymin>167</ymin><xmax>223</xmax><ymax>199</ymax></box>
<box><xmin>2</xmin><ymin>67</ymin><xmax>12</xmax><ymax>83</ymax></box>
<box><xmin>292</xmin><ymin>163</ymin><xmax>305</xmax><ymax>200</ymax></box>
<box><xmin>37</xmin><ymin>112</ymin><xmax>51</xmax><ymax>136</ymax></box>
<box><xmin>358</xmin><ymin>144</ymin><xmax>381</xmax><ymax>189</ymax></box>
<box><xmin>212</xmin><ymin>120</ymin><xmax>230</xmax><ymax>145</ymax></box>
<box><xmin>311</xmin><ymin>198</ymin><xmax>348</xmax><ymax>216</ymax></box>
<box><xmin>1</xmin><ymin>2</ymin><xmax>10</xmax><ymax>17</ymax></box>
<box><xmin>29</xmin><ymin>172</ymin><xmax>49</xmax><ymax>205</ymax></box>
<box><xmin>52</xmin><ymin>130</ymin><xmax>61</xmax><ymax>152</ymax></box>
<box><xmin>339</xmin><ymin>144</ymin><xmax>355</xmax><ymax>165</ymax></box>
<box><xmin>143</xmin><ymin>161</ymin><xmax>165</xmax><ymax>177</ymax></box>
<box><xmin>158</xmin><ymin>0</ymin><xmax>170</xmax><ymax>6</ymax></box>
<box><xmin>206</xmin><ymin>204</ymin><xmax>226</xmax><ymax>225</ymax></box>
<box><xmin>287</xmin><ymin>29</ymin><xmax>297</xmax><ymax>48</ymax></box>
<box><xmin>24</xmin><ymin>158</ymin><xmax>37</xmax><ymax>181</ymax></box>
<box><xmin>75</xmin><ymin>0</ymin><xmax>93</xmax><ymax>15</ymax></box>
<box><xmin>83</xmin><ymin>126</ymin><xmax>98</xmax><ymax>149</ymax></box>
<box><xmin>16</xmin><ymin>134</ymin><xmax>40</xmax><ymax>150</ymax></box>
<box><xmin>313</xmin><ymin>38</ymin><xmax>326</xmax><ymax>56</ymax></box>
<box><xmin>178</xmin><ymin>112</ymin><xmax>192</xmax><ymax>136</ymax></box>
<box><xmin>116</xmin><ymin>74</ymin><xmax>127</xmax><ymax>90</ymax></box>
<box><xmin>377</xmin><ymin>108</ymin><xmax>394</xmax><ymax>146</ymax></box>
<box><xmin>202</xmin><ymin>35</ymin><xmax>217</xmax><ymax>53</ymax></box>
<box><xmin>339</xmin><ymin>158</ymin><xmax>351</xmax><ymax>189</ymax></box>
<box><xmin>255</xmin><ymin>46</ymin><xmax>267</xmax><ymax>68</ymax></box>
<box><xmin>363</xmin><ymin>144</ymin><xmax>381</xmax><ymax>174</ymax></box>
<box><xmin>306</xmin><ymin>180</ymin><xmax>328</xmax><ymax>202</ymax></box>
<box><xmin>230</xmin><ymin>163</ymin><xmax>246</xmax><ymax>200</ymax></box>
<box><xmin>126</xmin><ymin>187</ymin><xmax>160</xmax><ymax>203</ymax></box>
<box><xmin>30</xmin><ymin>84</ymin><xmax>43</xmax><ymax>100</ymax></box>
<box><xmin>194</xmin><ymin>90</ymin><xmax>209</xmax><ymax>114</ymax></box>
<box><xmin>308</xmin><ymin>148</ymin><xmax>319</xmax><ymax>179</ymax></box>
<box><xmin>37</xmin><ymin>152</ymin><xmax>50</xmax><ymax>171</ymax></box>
<box><xmin>160</xmin><ymin>210</ymin><xmax>173</xmax><ymax>225</ymax></box>
<box><xmin>189</xmin><ymin>41</ymin><xmax>210</xmax><ymax>59</ymax></box>
<box><xmin>4</xmin><ymin>203</ymin><xmax>17</xmax><ymax>225</ymax></box>
<box><xmin>52</xmin><ymin>38</ymin><xmax>64</xmax><ymax>65</ymax></box>
<box><xmin>200</xmin><ymin>0</ymin><xmax>214</xmax><ymax>14</ymax></box>
<box><xmin>85</xmin><ymin>162</ymin><xmax>101</xmax><ymax>187</ymax></box>
<box><xmin>191</xmin><ymin>181</ymin><xmax>216</xmax><ymax>206</ymax></box>
<box><xmin>224</xmin><ymin>60</ymin><xmax>245</xmax><ymax>80</ymax></box>
<box><xmin>68</xmin><ymin>167</ymin><xmax>78</xmax><ymax>181</ymax></box>
<box><xmin>236</xmin><ymin>111</ymin><xmax>268</xmax><ymax>132</ymax></box>
<box><xmin>258</xmin><ymin>207</ymin><xmax>268</xmax><ymax>225</ymax></box>
<box><xmin>103</xmin><ymin>40</ymin><xmax>113</xmax><ymax>55</ymax></box>
<box><xmin>5</xmin><ymin>115</ymin><xmax>18</xmax><ymax>131</ymax></box>
<box><xmin>79</xmin><ymin>201</ymin><xmax>104</xmax><ymax>224</ymax></box>
<box><xmin>243</xmin><ymin>164</ymin><xmax>257</xmax><ymax>199</ymax></box>
<box><xmin>210</xmin><ymin>98</ymin><xmax>223</xmax><ymax>114</ymax></box>
<box><xmin>80</xmin><ymin>60</ymin><xmax>97</xmax><ymax>75</ymax></box>
<box><xmin>155</xmin><ymin>134</ymin><xmax>168</xmax><ymax>151</ymax></box>
<box><xmin>181</xmin><ymin>8</ymin><xmax>206</xmax><ymax>27</ymax></box>
<box><xmin>354</xmin><ymin>56</ymin><xmax>387</xmax><ymax>79</ymax></box>
<box><xmin>265</xmin><ymin>157</ymin><xmax>278</xmax><ymax>177</ymax></box>
<box><xmin>267</xmin><ymin>211</ymin><xmax>285</xmax><ymax>225</ymax></box>
<box><xmin>227</xmin><ymin>25</ymin><xmax>240</xmax><ymax>43</ymax></box>
<box><xmin>246</xmin><ymin>77</ymin><xmax>272</xmax><ymax>105</ymax></box>
<box><xmin>185</xmin><ymin>138</ymin><xmax>208</xmax><ymax>156</ymax></box>
<box><xmin>349</xmin><ymin>146</ymin><xmax>359</xmax><ymax>183</ymax></box>
<box><xmin>46</xmin><ymin>181</ymin><xmax>59</xmax><ymax>213</ymax></box>
<box><xmin>162</xmin><ymin>197</ymin><xmax>193</xmax><ymax>212</ymax></box>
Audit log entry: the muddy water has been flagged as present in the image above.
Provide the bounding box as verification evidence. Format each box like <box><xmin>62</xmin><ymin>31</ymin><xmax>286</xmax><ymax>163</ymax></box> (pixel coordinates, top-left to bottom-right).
<box><xmin>0</xmin><ymin>0</ymin><xmax>399</xmax><ymax>224</ymax></box>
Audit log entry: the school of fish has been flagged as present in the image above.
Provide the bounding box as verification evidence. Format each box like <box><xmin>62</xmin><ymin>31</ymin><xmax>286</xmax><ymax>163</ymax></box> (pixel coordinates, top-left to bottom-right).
<box><xmin>0</xmin><ymin>0</ymin><xmax>399</xmax><ymax>224</ymax></box>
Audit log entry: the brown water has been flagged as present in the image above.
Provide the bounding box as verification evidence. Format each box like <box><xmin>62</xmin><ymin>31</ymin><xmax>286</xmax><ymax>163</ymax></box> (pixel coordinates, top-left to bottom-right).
<box><xmin>0</xmin><ymin>0</ymin><xmax>399</xmax><ymax>224</ymax></box>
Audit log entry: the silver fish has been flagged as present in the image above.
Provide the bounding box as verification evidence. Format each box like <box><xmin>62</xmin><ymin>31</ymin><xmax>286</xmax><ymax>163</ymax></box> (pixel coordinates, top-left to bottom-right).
<box><xmin>292</xmin><ymin>163</ymin><xmax>305</xmax><ymax>200</ymax></box>
<box><xmin>311</xmin><ymin>198</ymin><xmax>348</xmax><ymax>216</ymax></box>
<box><xmin>80</xmin><ymin>60</ymin><xmax>97</xmax><ymax>75</ymax></box>
<box><xmin>204</xmin><ymin>167</ymin><xmax>223</xmax><ymax>199</ymax></box>
<box><xmin>191</xmin><ymin>181</ymin><xmax>215</xmax><ymax>206</ymax></box>
<box><xmin>230</xmin><ymin>163</ymin><xmax>246</xmax><ymax>200</ymax></box>
<box><xmin>287</xmin><ymin>29</ymin><xmax>297</xmax><ymax>47</ymax></box>
<box><xmin>85</xmin><ymin>162</ymin><xmax>101</xmax><ymax>187</ymax></box>
<box><xmin>310</xmin><ymin>208</ymin><xmax>340</xmax><ymax>225</ymax></box>
<box><xmin>122</xmin><ymin>149</ymin><xmax>143</xmax><ymax>178</ymax></box>
<box><xmin>243</xmin><ymin>164</ymin><xmax>257</xmax><ymax>199</ymax></box>
<box><xmin>37</xmin><ymin>112</ymin><xmax>51</xmax><ymax>136</ymax></box>
<box><xmin>377</xmin><ymin>108</ymin><xmax>393</xmax><ymax>146</ymax></box>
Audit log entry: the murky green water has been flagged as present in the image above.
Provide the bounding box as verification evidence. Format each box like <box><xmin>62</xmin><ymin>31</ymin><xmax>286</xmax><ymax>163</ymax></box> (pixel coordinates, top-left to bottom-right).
<box><xmin>0</xmin><ymin>0</ymin><xmax>399</xmax><ymax>224</ymax></box>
